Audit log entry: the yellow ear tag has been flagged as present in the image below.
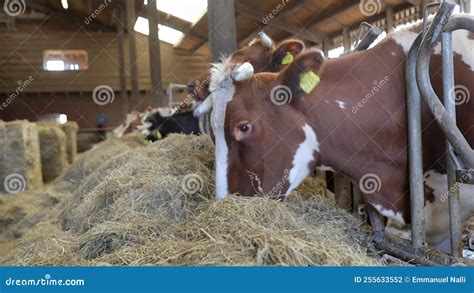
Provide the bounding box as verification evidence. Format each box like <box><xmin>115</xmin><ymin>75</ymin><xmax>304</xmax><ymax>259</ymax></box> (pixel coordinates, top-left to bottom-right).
<box><xmin>299</xmin><ymin>71</ymin><xmax>320</xmax><ymax>94</ymax></box>
<box><xmin>155</xmin><ymin>131</ymin><xmax>162</xmax><ymax>140</ymax></box>
<box><xmin>281</xmin><ymin>52</ymin><xmax>294</xmax><ymax>65</ymax></box>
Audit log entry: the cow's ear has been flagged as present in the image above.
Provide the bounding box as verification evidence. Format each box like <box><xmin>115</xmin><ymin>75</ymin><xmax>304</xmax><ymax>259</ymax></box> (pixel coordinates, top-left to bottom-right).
<box><xmin>271</xmin><ymin>39</ymin><xmax>305</xmax><ymax>69</ymax></box>
<box><xmin>279</xmin><ymin>49</ymin><xmax>325</xmax><ymax>100</ymax></box>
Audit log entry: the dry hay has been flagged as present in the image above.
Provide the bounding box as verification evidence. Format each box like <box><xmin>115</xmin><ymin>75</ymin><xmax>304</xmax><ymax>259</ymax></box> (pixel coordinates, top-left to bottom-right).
<box><xmin>36</xmin><ymin>123</ymin><xmax>68</xmax><ymax>183</ymax></box>
<box><xmin>61</xmin><ymin>122</ymin><xmax>79</xmax><ymax>164</ymax></box>
<box><xmin>0</xmin><ymin>120</ymin><xmax>43</xmax><ymax>193</ymax></box>
<box><xmin>0</xmin><ymin>132</ymin><xmax>382</xmax><ymax>266</ymax></box>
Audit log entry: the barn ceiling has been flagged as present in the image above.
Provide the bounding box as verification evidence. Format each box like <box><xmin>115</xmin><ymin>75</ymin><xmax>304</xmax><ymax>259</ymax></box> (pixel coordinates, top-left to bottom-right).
<box><xmin>8</xmin><ymin>0</ymin><xmax>421</xmax><ymax>54</ymax></box>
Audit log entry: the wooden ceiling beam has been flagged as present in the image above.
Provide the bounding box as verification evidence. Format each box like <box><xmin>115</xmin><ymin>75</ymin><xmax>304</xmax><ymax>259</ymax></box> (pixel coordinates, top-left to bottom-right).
<box><xmin>235</xmin><ymin>2</ymin><xmax>325</xmax><ymax>44</ymax></box>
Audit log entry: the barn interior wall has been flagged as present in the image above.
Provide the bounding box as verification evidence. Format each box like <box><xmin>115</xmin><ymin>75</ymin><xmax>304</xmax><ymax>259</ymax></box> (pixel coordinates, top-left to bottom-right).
<box><xmin>0</xmin><ymin>18</ymin><xmax>209</xmax><ymax>128</ymax></box>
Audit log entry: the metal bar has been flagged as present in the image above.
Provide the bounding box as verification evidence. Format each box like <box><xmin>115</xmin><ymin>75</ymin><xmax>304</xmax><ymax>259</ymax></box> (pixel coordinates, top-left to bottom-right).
<box><xmin>367</xmin><ymin>204</ymin><xmax>385</xmax><ymax>243</ymax></box>
<box><xmin>167</xmin><ymin>83</ymin><xmax>187</xmax><ymax>109</ymax></box>
<box><xmin>406</xmin><ymin>33</ymin><xmax>426</xmax><ymax>249</ymax></box>
<box><xmin>114</xmin><ymin>8</ymin><xmax>128</xmax><ymax>115</ymax></box>
<box><xmin>147</xmin><ymin>0</ymin><xmax>162</xmax><ymax>106</ymax></box>
<box><xmin>126</xmin><ymin>0</ymin><xmax>140</xmax><ymax>106</ymax></box>
<box><xmin>442</xmin><ymin>31</ymin><xmax>462</xmax><ymax>258</ymax></box>
<box><xmin>416</xmin><ymin>5</ymin><xmax>474</xmax><ymax>169</ymax></box>
<box><xmin>354</xmin><ymin>25</ymin><xmax>382</xmax><ymax>51</ymax></box>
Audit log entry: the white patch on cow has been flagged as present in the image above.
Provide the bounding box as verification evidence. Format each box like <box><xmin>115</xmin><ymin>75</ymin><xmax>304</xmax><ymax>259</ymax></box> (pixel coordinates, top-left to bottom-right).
<box><xmin>316</xmin><ymin>165</ymin><xmax>335</xmax><ymax>172</ymax></box>
<box><xmin>231</xmin><ymin>62</ymin><xmax>254</xmax><ymax>81</ymax></box>
<box><xmin>209</xmin><ymin>58</ymin><xmax>254</xmax><ymax>199</ymax></box>
<box><xmin>324</xmin><ymin>100</ymin><xmax>329</xmax><ymax>103</ymax></box>
<box><xmin>193</xmin><ymin>97</ymin><xmax>213</xmax><ymax>117</ymax></box>
<box><xmin>389</xmin><ymin>30</ymin><xmax>419</xmax><ymax>55</ymax></box>
<box><xmin>391</xmin><ymin>51</ymin><xmax>397</xmax><ymax>56</ymax></box>
<box><xmin>423</xmin><ymin>170</ymin><xmax>474</xmax><ymax>249</ymax></box>
<box><xmin>136</xmin><ymin>121</ymin><xmax>152</xmax><ymax>136</ymax></box>
<box><xmin>372</xmin><ymin>204</ymin><xmax>405</xmax><ymax>225</ymax></box>
<box><xmin>433</xmin><ymin>30</ymin><xmax>474</xmax><ymax>71</ymax></box>
<box><xmin>286</xmin><ymin>124</ymin><xmax>320</xmax><ymax>194</ymax></box>
<box><xmin>335</xmin><ymin>100</ymin><xmax>346</xmax><ymax>109</ymax></box>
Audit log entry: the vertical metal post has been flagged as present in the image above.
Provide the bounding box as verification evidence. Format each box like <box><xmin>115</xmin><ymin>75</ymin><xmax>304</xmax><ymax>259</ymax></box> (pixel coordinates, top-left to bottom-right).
<box><xmin>342</xmin><ymin>27</ymin><xmax>351</xmax><ymax>52</ymax></box>
<box><xmin>406</xmin><ymin>34</ymin><xmax>426</xmax><ymax>249</ymax></box>
<box><xmin>386</xmin><ymin>6</ymin><xmax>395</xmax><ymax>32</ymax></box>
<box><xmin>207</xmin><ymin>0</ymin><xmax>237</xmax><ymax>62</ymax></box>
<box><xmin>126</xmin><ymin>0</ymin><xmax>140</xmax><ymax>106</ymax></box>
<box><xmin>115</xmin><ymin>8</ymin><xmax>128</xmax><ymax>115</ymax></box>
<box><xmin>442</xmin><ymin>32</ymin><xmax>462</xmax><ymax>258</ymax></box>
<box><xmin>147</xmin><ymin>0</ymin><xmax>162</xmax><ymax>106</ymax></box>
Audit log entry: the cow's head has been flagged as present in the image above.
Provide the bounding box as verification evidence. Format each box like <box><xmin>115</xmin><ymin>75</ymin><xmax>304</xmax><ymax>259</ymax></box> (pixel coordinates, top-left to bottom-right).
<box><xmin>188</xmin><ymin>32</ymin><xmax>305</xmax><ymax>102</ymax></box>
<box><xmin>210</xmin><ymin>49</ymin><xmax>326</xmax><ymax>199</ymax></box>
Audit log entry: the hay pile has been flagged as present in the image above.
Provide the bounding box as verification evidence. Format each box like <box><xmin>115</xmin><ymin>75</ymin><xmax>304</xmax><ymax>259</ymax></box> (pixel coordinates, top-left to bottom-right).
<box><xmin>37</xmin><ymin>123</ymin><xmax>68</xmax><ymax>183</ymax></box>
<box><xmin>61</xmin><ymin>122</ymin><xmax>79</xmax><ymax>163</ymax></box>
<box><xmin>0</xmin><ymin>120</ymin><xmax>43</xmax><ymax>193</ymax></box>
<box><xmin>0</xmin><ymin>133</ymin><xmax>381</xmax><ymax>266</ymax></box>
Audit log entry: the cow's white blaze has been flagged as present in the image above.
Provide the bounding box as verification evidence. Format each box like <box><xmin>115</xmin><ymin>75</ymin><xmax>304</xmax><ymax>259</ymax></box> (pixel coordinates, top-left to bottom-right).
<box><xmin>423</xmin><ymin>170</ymin><xmax>474</xmax><ymax>250</ymax></box>
<box><xmin>286</xmin><ymin>124</ymin><xmax>320</xmax><ymax>194</ymax></box>
<box><xmin>209</xmin><ymin>59</ymin><xmax>254</xmax><ymax>199</ymax></box>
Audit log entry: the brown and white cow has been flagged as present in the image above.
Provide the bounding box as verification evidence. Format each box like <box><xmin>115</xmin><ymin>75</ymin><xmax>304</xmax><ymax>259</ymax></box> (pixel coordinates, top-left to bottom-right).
<box><xmin>191</xmin><ymin>32</ymin><xmax>305</xmax><ymax>117</ymax></box>
<box><xmin>208</xmin><ymin>16</ymin><xmax>474</xmax><ymax>251</ymax></box>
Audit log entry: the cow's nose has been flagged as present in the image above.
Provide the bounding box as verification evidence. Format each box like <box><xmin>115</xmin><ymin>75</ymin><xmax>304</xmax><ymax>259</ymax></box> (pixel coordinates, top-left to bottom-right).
<box><xmin>187</xmin><ymin>81</ymin><xmax>196</xmax><ymax>94</ymax></box>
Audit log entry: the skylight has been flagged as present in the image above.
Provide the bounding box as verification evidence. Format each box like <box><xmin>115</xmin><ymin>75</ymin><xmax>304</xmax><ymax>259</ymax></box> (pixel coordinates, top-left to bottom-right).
<box><xmin>144</xmin><ymin>0</ymin><xmax>207</xmax><ymax>24</ymax></box>
<box><xmin>134</xmin><ymin>16</ymin><xmax>185</xmax><ymax>46</ymax></box>
<box><xmin>46</xmin><ymin>60</ymin><xmax>65</xmax><ymax>71</ymax></box>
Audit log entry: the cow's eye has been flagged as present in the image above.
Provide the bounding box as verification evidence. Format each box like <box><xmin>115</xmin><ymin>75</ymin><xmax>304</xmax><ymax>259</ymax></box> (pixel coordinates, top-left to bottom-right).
<box><xmin>239</xmin><ymin>124</ymin><xmax>250</xmax><ymax>133</ymax></box>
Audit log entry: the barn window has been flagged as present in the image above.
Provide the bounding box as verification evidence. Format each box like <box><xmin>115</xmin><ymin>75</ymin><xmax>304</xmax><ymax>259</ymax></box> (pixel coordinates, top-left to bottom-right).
<box><xmin>43</xmin><ymin>50</ymin><xmax>88</xmax><ymax>71</ymax></box>
<box><xmin>134</xmin><ymin>17</ymin><xmax>185</xmax><ymax>46</ymax></box>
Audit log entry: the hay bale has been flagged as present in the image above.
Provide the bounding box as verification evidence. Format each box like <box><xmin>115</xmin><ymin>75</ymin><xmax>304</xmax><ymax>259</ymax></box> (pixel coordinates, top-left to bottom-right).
<box><xmin>37</xmin><ymin>124</ymin><xmax>68</xmax><ymax>183</ymax></box>
<box><xmin>0</xmin><ymin>120</ymin><xmax>43</xmax><ymax>194</ymax></box>
<box><xmin>61</xmin><ymin>122</ymin><xmax>78</xmax><ymax>163</ymax></box>
<box><xmin>0</xmin><ymin>134</ymin><xmax>383</xmax><ymax>266</ymax></box>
